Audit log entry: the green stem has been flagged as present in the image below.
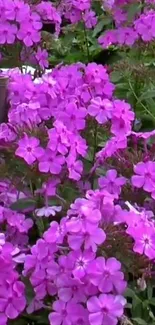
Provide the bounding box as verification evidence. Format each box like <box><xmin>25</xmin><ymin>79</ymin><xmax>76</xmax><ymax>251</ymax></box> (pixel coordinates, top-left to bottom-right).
<box><xmin>128</xmin><ymin>79</ymin><xmax>155</xmax><ymax>122</ymax></box>
<box><xmin>83</xmin><ymin>23</ymin><xmax>90</xmax><ymax>62</ymax></box>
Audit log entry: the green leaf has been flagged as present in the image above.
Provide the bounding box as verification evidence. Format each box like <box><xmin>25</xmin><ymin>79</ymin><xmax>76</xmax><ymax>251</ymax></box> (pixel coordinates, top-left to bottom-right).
<box><xmin>132</xmin><ymin>318</ymin><xmax>147</xmax><ymax>325</ymax></box>
<box><xmin>10</xmin><ymin>198</ymin><xmax>36</xmax><ymax>212</ymax></box>
<box><xmin>138</xmin><ymin>90</ymin><xmax>155</xmax><ymax>102</ymax></box>
<box><xmin>148</xmin><ymin>298</ymin><xmax>155</xmax><ymax>306</ymax></box>
<box><xmin>110</xmin><ymin>71</ymin><xmax>122</xmax><ymax>83</ymax></box>
<box><xmin>147</xmin><ymin>283</ymin><xmax>153</xmax><ymax>300</ymax></box>
<box><xmin>22</xmin><ymin>277</ymin><xmax>35</xmax><ymax>304</ymax></box>
<box><xmin>127</xmin><ymin>3</ymin><xmax>141</xmax><ymax>22</ymax></box>
<box><xmin>92</xmin><ymin>17</ymin><xmax>111</xmax><ymax>37</ymax></box>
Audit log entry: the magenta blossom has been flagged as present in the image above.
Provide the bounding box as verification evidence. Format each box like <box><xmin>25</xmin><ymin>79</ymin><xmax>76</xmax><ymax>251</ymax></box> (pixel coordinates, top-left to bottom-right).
<box><xmin>35</xmin><ymin>47</ymin><xmax>49</xmax><ymax>69</ymax></box>
<box><xmin>15</xmin><ymin>135</ymin><xmax>44</xmax><ymax>165</ymax></box>
<box><xmin>49</xmin><ymin>300</ymin><xmax>83</xmax><ymax>325</ymax></box>
<box><xmin>87</xmin><ymin>294</ymin><xmax>124</xmax><ymax>325</ymax></box>
<box><xmin>132</xmin><ymin>224</ymin><xmax>155</xmax><ymax>260</ymax></box>
<box><xmin>88</xmin><ymin>257</ymin><xmax>126</xmax><ymax>294</ymax></box>
<box><xmin>98</xmin><ymin>170</ymin><xmax>126</xmax><ymax>196</ymax></box>
<box><xmin>88</xmin><ymin>97</ymin><xmax>113</xmax><ymax>124</ymax></box>
<box><xmin>0</xmin><ymin>23</ymin><xmax>17</xmax><ymax>44</ymax></box>
<box><xmin>38</xmin><ymin>149</ymin><xmax>65</xmax><ymax>174</ymax></box>
<box><xmin>131</xmin><ymin>161</ymin><xmax>155</xmax><ymax>192</ymax></box>
<box><xmin>68</xmin><ymin>250</ymin><xmax>95</xmax><ymax>279</ymax></box>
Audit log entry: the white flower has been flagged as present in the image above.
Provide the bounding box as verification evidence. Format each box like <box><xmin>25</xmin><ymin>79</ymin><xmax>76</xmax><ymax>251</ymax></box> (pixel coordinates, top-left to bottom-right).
<box><xmin>35</xmin><ymin>206</ymin><xmax>62</xmax><ymax>217</ymax></box>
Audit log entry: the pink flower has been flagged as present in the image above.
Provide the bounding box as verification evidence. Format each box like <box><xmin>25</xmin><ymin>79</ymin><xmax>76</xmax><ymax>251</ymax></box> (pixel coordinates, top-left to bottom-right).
<box><xmin>83</xmin><ymin>10</ymin><xmax>97</xmax><ymax>29</ymax></box>
<box><xmin>49</xmin><ymin>300</ymin><xmax>82</xmax><ymax>325</ymax></box>
<box><xmin>0</xmin><ymin>23</ymin><xmax>17</xmax><ymax>44</ymax></box>
<box><xmin>87</xmin><ymin>294</ymin><xmax>124</xmax><ymax>325</ymax></box>
<box><xmin>98</xmin><ymin>170</ymin><xmax>126</xmax><ymax>196</ymax></box>
<box><xmin>88</xmin><ymin>257</ymin><xmax>126</xmax><ymax>294</ymax></box>
<box><xmin>15</xmin><ymin>135</ymin><xmax>44</xmax><ymax>165</ymax></box>
<box><xmin>88</xmin><ymin>97</ymin><xmax>113</xmax><ymax>124</ymax></box>
<box><xmin>17</xmin><ymin>24</ymin><xmax>40</xmax><ymax>47</ymax></box>
<box><xmin>68</xmin><ymin>250</ymin><xmax>95</xmax><ymax>279</ymax></box>
<box><xmin>131</xmin><ymin>161</ymin><xmax>155</xmax><ymax>192</ymax></box>
<box><xmin>38</xmin><ymin>149</ymin><xmax>65</xmax><ymax>174</ymax></box>
<box><xmin>132</xmin><ymin>224</ymin><xmax>155</xmax><ymax>260</ymax></box>
<box><xmin>5</xmin><ymin>0</ymin><xmax>30</xmax><ymax>22</ymax></box>
<box><xmin>35</xmin><ymin>47</ymin><xmax>49</xmax><ymax>69</ymax></box>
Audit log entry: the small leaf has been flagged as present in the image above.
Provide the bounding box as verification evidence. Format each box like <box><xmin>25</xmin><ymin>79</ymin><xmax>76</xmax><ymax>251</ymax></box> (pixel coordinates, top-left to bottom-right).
<box><xmin>92</xmin><ymin>17</ymin><xmax>112</xmax><ymax>37</ymax></box>
<box><xmin>132</xmin><ymin>318</ymin><xmax>147</xmax><ymax>325</ymax></box>
<box><xmin>10</xmin><ymin>198</ymin><xmax>36</xmax><ymax>212</ymax></box>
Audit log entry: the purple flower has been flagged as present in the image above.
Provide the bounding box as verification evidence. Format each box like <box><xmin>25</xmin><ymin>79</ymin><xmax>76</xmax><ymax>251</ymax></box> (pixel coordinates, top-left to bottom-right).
<box><xmin>131</xmin><ymin>161</ymin><xmax>155</xmax><ymax>192</ymax></box>
<box><xmin>68</xmin><ymin>250</ymin><xmax>95</xmax><ymax>279</ymax></box>
<box><xmin>44</xmin><ymin>218</ymin><xmax>67</xmax><ymax>244</ymax></box>
<box><xmin>98</xmin><ymin>30</ymin><xmax>117</xmax><ymax>48</ymax></box>
<box><xmin>35</xmin><ymin>47</ymin><xmax>49</xmax><ymax>69</ymax></box>
<box><xmin>27</xmin><ymin>12</ymin><xmax>42</xmax><ymax>30</ymax></box>
<box><xmin>0</xmin><ymin>314</ymin><xmax>7</xmax><ymax>325</ymax></box>
<box><xmin>38</xmin><ymin>149</ymin><xmax>65</xmax><ymax>174</ymax></box>
<box><xmin>88</xmin><ymin>97</ymin><xmax>113</xmax><ymax>124</ymax></box>
<box><xmin>0</xmin><ymin>281</ymin><xmax>26</xmax><ymax>320</ymax></box>
<box><xmin>67</xmin><ymin>158</ymin><xmax>83</xmax><ymax>181</ymax></box>
<box><xmin>15</xmin><ymin>135</ymin><xmax>44</xmax><ymax>165</ymax></box>
<box><xmin>5</xmin><ymin>0</ymin><xmax>30</xmax><ymax>22</ymax></box>
<box><xmin>57</xmin><ymin>274</ymin><xmax>86</xmax><ymax>303</ymax></box>
<box><xmin>83</xmin><ymin>10</ymin><xmax>97</xmax><ymax>29</ymax></box>
<box><xmin>49</xmin><ymin>300</ymin><xmax>82</xmax><ymax>325</ymax></box>
<box><xmin>88</xmin><ymin>257</ymin><xmax>126</xmax><ymax>294</ymax></box>
<box><xmin>57</xmin><ymin>102</ymin><xmax>87</xmax><ymax>131</ymax></box>
<box><xmin>68</xmin><ymin>227</ymin><xmax>106</xmax><ymax>252</ymax></box>
<box><xmin>98</xmin><ymin>170</ymin><xmax>126</xmax><ymax>196</ymax></box>
<box><xmin>87</xmin><ymin>294</ymin><xmax>124</xmax><ymax>325</ymax></box>
<box><xmin>0</xmin><ymin>23</ymin><xmax>17</xmax><ymax>44</ymax></box>
<box><xmin>132</xmin><ymin>224</ymin><xmax>155</xmax><ymax>260</ymax></box>
<box><xmin>17</xmin><ymin>24</ymin><xmax>40</xmax><ymax>47</ymax></box>
<box><xmin>73</xmin><ymin>0</ymin><xmax>90</xmax><ymax>11</ymax></box>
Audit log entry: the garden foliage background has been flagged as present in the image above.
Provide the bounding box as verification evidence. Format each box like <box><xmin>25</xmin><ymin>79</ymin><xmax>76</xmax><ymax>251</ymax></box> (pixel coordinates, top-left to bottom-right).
<box><xmin>1</xmin><ymin>0</ymin><xmax>155</xmax><ymax>324</ymax></box>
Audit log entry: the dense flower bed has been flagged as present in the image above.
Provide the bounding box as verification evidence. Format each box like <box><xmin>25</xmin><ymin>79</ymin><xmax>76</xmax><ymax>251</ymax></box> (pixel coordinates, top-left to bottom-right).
<box><xmin>1</xmin><ymin>0</ymin><xmax>155</xmax><ymax>325</ymax></box>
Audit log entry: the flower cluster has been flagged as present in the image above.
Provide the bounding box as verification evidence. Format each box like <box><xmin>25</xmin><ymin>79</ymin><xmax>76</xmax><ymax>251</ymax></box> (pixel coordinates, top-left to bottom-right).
<box><xmin>24</xmin><ymin>189</ymin><xmax>127</xmax><ymax>325</ymax></box>
<box><xmin>0</xmin><ymin>0</ymin><xmax>61</xmax><ymax>68</ymax></box>
<box><xmin>0</xmin><ymin>237</ymin><xmax>26</xmax><ymax>325</ymax></box>
<box><xmin>1</xmin><ymin>52</ymin><xmax>155</xmax><ymax>325</ymax></box>
<box><xmin>99</xmin><ymin>0</ymin><xmax>155</xmax><ymax>48</ymax></box>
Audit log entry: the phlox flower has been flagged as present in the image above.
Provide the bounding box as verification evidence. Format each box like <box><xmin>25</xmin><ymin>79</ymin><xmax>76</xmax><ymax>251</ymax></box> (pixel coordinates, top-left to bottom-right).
<box><xmin>73</xmin><ymin>0</ymin><xmax>90</xmax><ymax>11</ymax></box>
<box><xmin>131</xmin><ymin>161</ymin><xmax>155</xmax><ymax>192</ymax></box>
<box><xmin>68</xmin><ymin>226</ymin><xmax>106</xmax><ymax>252</ymax></box>
<box><xmin>68</xmin><ymin>249</ymin><xmax>95</xmax><ymax>279</ymax></box>
<box><xmin>44</xmin><ymin>218</ymin><xmax>67</xmax><ymax>243</ymax></box>
<box><xmin>87</xmin><ymin>294</ymin><xmax>124</xmax><ymax>325</ymax></box>
<box><xmin>35</xmin><ymin>206</ymin><xmax>62</xmax><ymax>218</ymax></box>
<box><xmin>98</xmin><ymin>169</ymin><xmax>126</xmax><ymax>196</ymax></box>
<box><xmin>5</xmin><ymin>0</ymin><xmax>30</xmax><ymax>22</ymax></box>
<box><xmin>83</xmin><ymin>10</ymin><xmax>97</xmax><ymax>29</ymax></box>
<box><xmin>15</xmin><ymin>135</ymin><xmax>44</xmax><ymax>165</ymax></box>
<box><xmin>38</xmin><ymin>149</ymin><xmax>65</xmax><ymax>174</ymax></box>
<box><xmin>35</xmin><ymin>47</ymin><xmax>49</xmax><ymax>69</ymax></box>
<box><xmin>17</xmin><ymin>24</ymin><xmax>40</xmax><ymax>47</ymax></box>
<box><xmin>57</xmin><ymin>274</ymin><xmax>86</xmax><ymax>303</ymax></box>
<box><xmin>0</xmin><ymin>281</ymin><xmax>26</xmax><ymax>320</ymax></box>
<box><xmin>88</xmin><ymin>97</ymin><xmax>113</xmax><ymax>124</ymax></box>
<box><xmin>49</xmin><ymin>300</ymin><xmax>85</xmax><ymax>325</ymax></box>
<box><xmin>132</xmin><ymin>224</ymin><xmax>155</xmax><ymax>260</ymax></box>
<box><xmin>57</xmin><ymin>102</ymin><xmax>87</xmax><ymax>131</ymax></box>
<box><xmin>0</xmin><ymin>23</ymin><xmax>17</xmax><ymax>44</ymax></box>
<box><xmin>88</xmin><ymin>257</ymin><xmax>126</xmax><ymax>294</ymax></box>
